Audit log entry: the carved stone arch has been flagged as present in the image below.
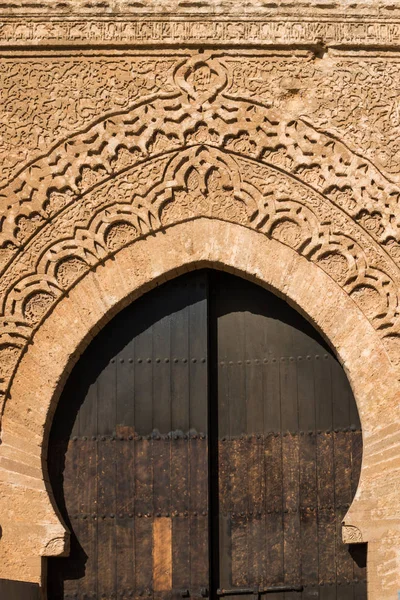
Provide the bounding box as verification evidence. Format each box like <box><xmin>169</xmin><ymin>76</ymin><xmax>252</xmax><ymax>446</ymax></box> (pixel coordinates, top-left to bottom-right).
<box><xmin>1</xmin><ymin>49</ymin><xmax>400</xmax><ymax>599</ymax></box>
<box><xmin>1</xmin><ymin>134</ymin><xmax>400</xmax><ymax>424</ymax></box>
<box><xmin>0</xmin><ymin>55</ymin><xmax>399</xmax><ymax>386</ymax></box>
<box><xmin>0</xmin><ymin>219</ymin><xmax>399</xmax><ymax>599</ymax></box>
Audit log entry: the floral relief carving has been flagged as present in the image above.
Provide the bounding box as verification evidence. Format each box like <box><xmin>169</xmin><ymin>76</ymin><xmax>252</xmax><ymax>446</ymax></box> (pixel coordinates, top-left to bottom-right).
<box><xmin>270</xmin><ymin>220</ymin><xmax>303</xmax><ymax>250</ymax></box>
<box><xmin>105</xmin><ymin>222</ymin><xmax>138</xmax><ymax>251</ymax></box>
<box><xmin>317</xmin><ymin>253</ymin><xmax>351</xmax><ymax>286</ymax></box>
<box><xmin>55</xmin><ymin>257</ymin><xmax>88</xmax><ymax>288</ymax></box>
<box><xmin>0</xmin><ymin>50</ymin><xmax>400</xmax><ymax>418</ymax></box>
<box><xmin>224</xmin><ymin>54</ymin><xmax>400</xmax><ymax>178</ymax></box>
<box><xmin>23</xmin><ymin>291</ymin><xmax>56</xmax><ymax>325</ymax></box>
<box><xmin>0</xmin><ymin>57</ymin><xmax>178</xmax><ymax>182</ymax></box>
<box><xmin>2</xmin><ymin>51</ymin><xmax>400</xmax><ymax>259</ymax></box>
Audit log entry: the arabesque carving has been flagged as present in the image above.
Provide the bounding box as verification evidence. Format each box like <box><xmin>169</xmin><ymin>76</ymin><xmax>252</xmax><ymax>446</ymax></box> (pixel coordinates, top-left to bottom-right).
<box><xmin>3</xmin><ymin>14</ymin><xmax>400</xmax><ymax>48</ymax></box>
<box><xmin>0</xmin><ymin>56</ymin><xmax>177</xmax><ymax>182</ymax></box>
<box><xmin>1</xmin><ymin>50</ymin><xmax>400</xmax><ymax>423</ymax></box>
<box><xmin>224</xmin><ymin>55</ymin><xmax>400</xmax><ymax>178</ymax></box>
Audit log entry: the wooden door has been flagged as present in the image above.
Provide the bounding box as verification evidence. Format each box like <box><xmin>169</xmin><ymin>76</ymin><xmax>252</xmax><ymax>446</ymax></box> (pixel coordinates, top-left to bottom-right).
<box><xmin>212</xmin><ymin>271</ymin><xmax>366</xmax><ymax>600</ymax></box>
<box><xmin>47</xmin><ymin>271</ymin><xmax>209</xmax><ymax>600</ymax></box>
<box><xmin>47</xmin><ymin>270</ymin><xmax>366</xmax><ymax>600</ymax></box>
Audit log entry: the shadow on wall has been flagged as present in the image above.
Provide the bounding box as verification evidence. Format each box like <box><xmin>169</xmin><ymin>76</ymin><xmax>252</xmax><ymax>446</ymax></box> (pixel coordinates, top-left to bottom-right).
<box><xmin>0</xmin><ymin>579</ymin><xmax>41</xmax><ymax>599</ymax></box>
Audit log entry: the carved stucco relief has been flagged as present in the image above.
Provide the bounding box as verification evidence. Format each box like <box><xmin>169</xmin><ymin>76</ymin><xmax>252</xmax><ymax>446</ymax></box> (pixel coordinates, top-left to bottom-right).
<box><xmin>4</xmin><ymin>52</ymin><xmax>400</xmax><ymax>181</ymax></box>
<box><xmin>1</xmin><ymin>21</ymin><xmax>400</xmax><ymax>596</ymax></box>
<box><xmin>0</xmin><ymin>55</ymin><xmax>178</xmax><ymax>182</ymax></box>
<box><xmin>0</xmin><ymin>51</ymin><xmax>400</xmax><ymax>426</ymax></box>
<box><xmin>224</xmin><ymin>54</ymin><xmax>400</xmax><ymax>177</ymax></box>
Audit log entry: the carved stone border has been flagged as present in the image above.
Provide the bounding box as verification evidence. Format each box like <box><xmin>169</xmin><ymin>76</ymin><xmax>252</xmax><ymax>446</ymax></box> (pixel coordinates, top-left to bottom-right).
<box><xmin>2</xmin><ymin>17</ymin><xmax>400</xmax><ymax>47</ymax></box>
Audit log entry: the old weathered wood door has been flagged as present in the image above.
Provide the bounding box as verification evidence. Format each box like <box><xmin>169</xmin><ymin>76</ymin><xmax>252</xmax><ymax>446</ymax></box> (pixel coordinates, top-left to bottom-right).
<box><xmin>47</xmin><ymin>270</ymin><xmax>367</xmax><ymax>600</ymax></box>
<box><xmin>211</xmin><ymin>272</ymin><xmax>366</xmax><ymax>600</ymax></box>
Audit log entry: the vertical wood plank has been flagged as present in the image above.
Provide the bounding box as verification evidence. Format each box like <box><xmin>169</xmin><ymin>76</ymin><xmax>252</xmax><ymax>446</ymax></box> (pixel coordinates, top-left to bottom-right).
<box><xmin>317</xmin><ymin>432</ymin><xmax>336</xmax><ymax>587</ymax></box>
<box><xmin>116</xmin><ymin>515</ymin><xmax>135</xmax><ymax>597</ymax></box>
<box><xmin>97</xmin><ymin>439</ymin><xmax>117</xmax><ymax>598</ymax></box>
<box><xmin>134</xmin><ymin>326</ymin><xmax>153</xmax><ymax>436</ymax></box>
<box><xmin>190</xmin><ymin>512</ymin><xmax>209</xmax><ymax>592</ymax></box>
<box><xmin>135</xmin><ymin>437</ymin><xmax>153</xmax><ymax>514</ymax></box>
<box><xmin>247</xmin><ymin>514</ymin><xmax>264</xmax><ymax>587</ymax></box>
<box><xmin>189</xmin><ymin>274</ymin><xmax>208</xmax><ymax>433</ymax></box>
<box><xmin>153</xmin><ymin>435</ymin><xmax>171</xmax><ymax>516</ymax></box>
<box><xmin>153</xmin><ymin>517</ymin><xmax>172</xmax><ymax>591</ymax></box>
<box><xmin>152</xmin><ymin>310</ymin><xmax>171</xmax><ymax>434</ymax></box>
<box><xmin>116</xmin><ymin>343</ymin><xmax>135</xmax><ymax>431</ymax></box>
<box><xmin>172</xmin><ymin>515</ymin><xmax>190</xmax><ymax>592</ymax></box>
<box><xmin>135</xmin><ymin>438</ymin><xmax>153</xmax><ymax>594</ymax></box>
<box><xmin>171</xmin><ymin>435</ymin><xmax>189</xmax><ymax>514</ymax></box>
<box><xmin>299</xmin><ymin>432</ymin><xmax>318</xmax><ymax>586</ymax></box>
<box><xmin>219</xmin><ymin>515</ymin><xmax>232</xmax><ymax>590</ymax></box>
<box><xmin>334</xmin><ymin>431</ymin><xmax>353</xmax><ymax>584</ymax></box>
<box><xmin>315</xmin><ymin>355</ymin><xmax>333</xmax><ymax>433</ymax></box>
<box><xmin>264</xmin><ymin>358</ymin><xmax>281</xmax><ymax>433</ymax></box>
<box><xmin>97</xmin><ymin>359</ymin><xmax>116</xmax><ymax>436</ymax></box>
<box><xmin>265</xmin><ymin>433</ymin><xmax>283</xmax><ymax>586</ymax></box>
<box><xmin>298</xmin><ymin>354</ymin><xmax>315</xmax><ymax>434</ymax></box>
<box><xmin>79</xmin><ymin>378</ymin><xmax>98</xmax><ymax>438</ymax></box>
<box><xmin>96</xmin><ymin>357</ymin><xmax>117</xmax><ymax>595</ymax></box>
<box><xmin>231</xmin><ymin>514</ymin><xmax>248</xmax><ymax>587</ymax></box>
<box><xmin>351</xmin><ymin>431</ymin><xmax>363</xmax><ymax>499</ymax></box>
<box><xmin>170</xmin><ymin>281</ymin><xmax>189</xmax><ymax>433</ymax></box>
<box><xmin>280</xmin><ymin>355</ymin><xmax>298</xmax><ymax>434</ymax></box>
<box><xmin>282</xmin><ymin>434</ymin><xmax>301</xmax><ymax>585</ymax></box>
<box><xmin>332</xmin><ymin>361</ymin><xmax>351</xmax><ymax>431</ymax></box>
<box><xmin>171</xmin><ymin>435</ymin><xmax>190</xmax><ymax>593</ymax></box>
<box><xmin>248</xmin><ymin>436</ymin><xmax>265</xmax><ymax>586</ymax></box>
<box><xmin>135</xmin><ymin>516</ymin><xmax>153</xmax><ymax>594</ymax></box>
<box><xmin>116</xmin><ymin>436</ymin><xmax>135</xmax><ymax>597</ymax></box>
<box><xmin>189</xmin><ymin>434</ymin><xmax>209</xmax><ymax>591</ymax></box>
<box><xmin>245</xmin><ymin>309</ymin><xmax>264</xmax><ymax>436</ymax></box>
<box><xmin>218</xmin><ymin>437</ymin><xmax>230</xmax><ymax>520</ymax></box>
<box><xmin>228</xmin><ymin>331</ymin><xmax>246</xmax><ymax>439</ymax></box>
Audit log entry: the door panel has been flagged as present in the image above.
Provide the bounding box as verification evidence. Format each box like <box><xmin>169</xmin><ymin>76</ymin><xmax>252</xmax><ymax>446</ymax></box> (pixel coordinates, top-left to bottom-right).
<box><xmin>47</xmin><ymin>272</ymin><xmax>209</xmax><ymax>600</ymax></box>
<box><xmin>212</xmin><ymin>271</ymin><xmax>366</xmax><ymax>600</ymax></box>
<box><xmin>48</xmin><ymin>270</ymin><xmax>366</xmax><ymax>600</ymax></box>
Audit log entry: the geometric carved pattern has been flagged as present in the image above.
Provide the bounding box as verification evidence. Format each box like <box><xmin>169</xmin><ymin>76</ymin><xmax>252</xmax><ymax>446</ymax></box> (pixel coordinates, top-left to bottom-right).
<box><xmin>1</xmin><ymin>51</ymin><xmax>400</xmax><ymax>418</ymax></box>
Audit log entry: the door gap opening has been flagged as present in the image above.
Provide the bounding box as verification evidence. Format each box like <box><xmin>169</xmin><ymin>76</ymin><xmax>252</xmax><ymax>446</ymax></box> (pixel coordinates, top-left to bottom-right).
<box><xmin>208</xmin><ymin>270</ymin><xmax>220</xmax><ymax>600</ymax></box>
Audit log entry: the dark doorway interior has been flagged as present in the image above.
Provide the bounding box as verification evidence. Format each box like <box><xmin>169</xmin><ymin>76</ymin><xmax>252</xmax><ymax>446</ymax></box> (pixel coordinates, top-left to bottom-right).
<box><xmin>47</xmin><ymin>270</ymin><xmax>367</xmax><ymax>600</ymax></box>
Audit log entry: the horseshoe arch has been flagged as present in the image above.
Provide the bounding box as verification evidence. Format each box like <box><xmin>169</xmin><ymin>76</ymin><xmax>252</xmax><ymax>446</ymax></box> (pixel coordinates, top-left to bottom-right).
<box><xmin>0</xmin><ymin>52</ymin><xmax>400</xmax><ymax>600</ymax></box>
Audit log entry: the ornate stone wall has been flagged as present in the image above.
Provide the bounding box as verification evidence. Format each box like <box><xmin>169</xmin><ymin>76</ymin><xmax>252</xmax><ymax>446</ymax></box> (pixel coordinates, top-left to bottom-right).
<box><xmin>1</xmin><ymin>2</ymin><xmax>400</xmax><ymax>598</ymax></box>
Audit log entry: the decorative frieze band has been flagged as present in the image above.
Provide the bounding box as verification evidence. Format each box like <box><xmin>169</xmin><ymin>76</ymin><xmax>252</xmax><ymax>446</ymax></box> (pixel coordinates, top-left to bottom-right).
<box><xmin>2</xmin><ymin>18</ymin><xmax>400</xmax><ymax>47</ymax></box>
